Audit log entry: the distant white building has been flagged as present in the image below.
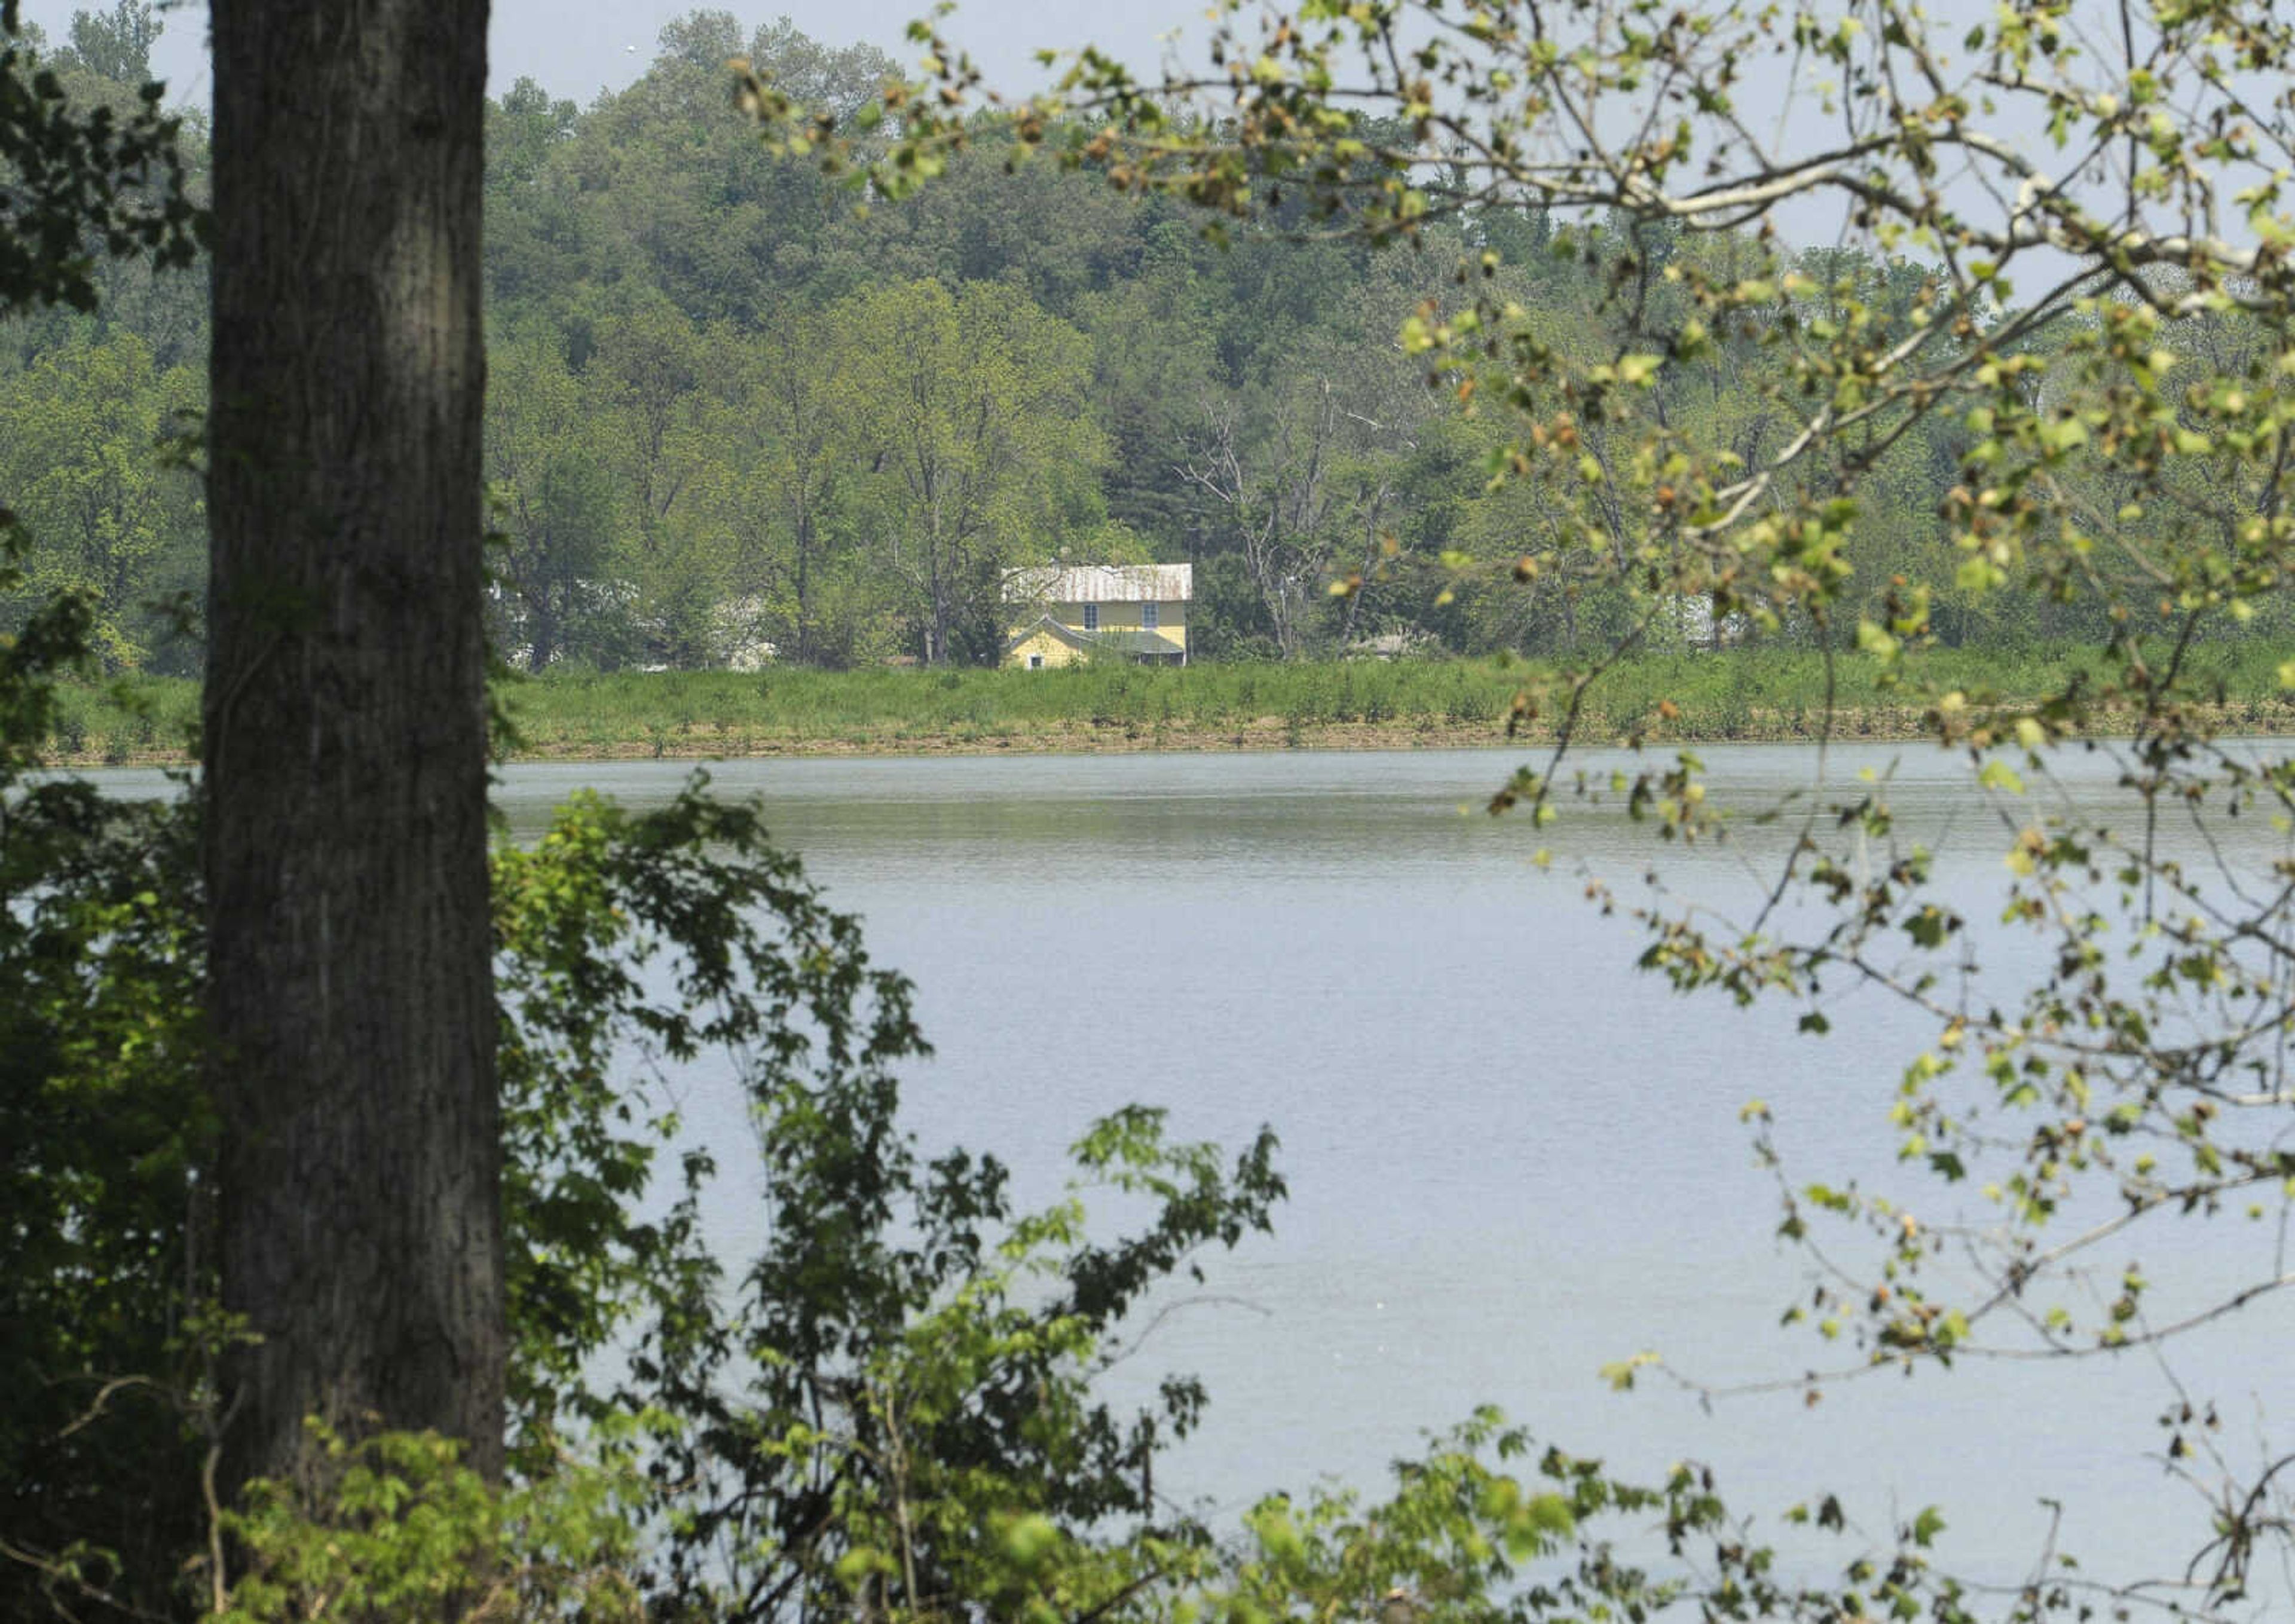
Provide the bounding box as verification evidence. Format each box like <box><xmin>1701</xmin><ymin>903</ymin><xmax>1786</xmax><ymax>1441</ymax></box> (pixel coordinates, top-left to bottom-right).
<box><xmin>1658</xmin><ymin>594</ymin><xmax>1749</xmax><ymax>651</ymax></box>
<box><xmin>709</xmin><ymin>594</ymin><xmax>778</xmax><ymax>671</ymax></box>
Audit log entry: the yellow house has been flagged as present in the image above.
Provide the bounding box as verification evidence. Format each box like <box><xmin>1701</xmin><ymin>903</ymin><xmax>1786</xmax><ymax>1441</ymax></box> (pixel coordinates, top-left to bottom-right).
<box><xmin>1002</xmin><ymin>564</ymin><xmax>1192</xmax><ymax>668</ymax></box>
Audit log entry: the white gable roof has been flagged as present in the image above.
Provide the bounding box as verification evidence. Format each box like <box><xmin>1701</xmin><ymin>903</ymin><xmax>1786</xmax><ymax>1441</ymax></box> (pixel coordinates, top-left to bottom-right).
<box><xmin>1003</xmin><ymin>563</ymin><xmax>1192</xmax><ymax>604</ymax></box>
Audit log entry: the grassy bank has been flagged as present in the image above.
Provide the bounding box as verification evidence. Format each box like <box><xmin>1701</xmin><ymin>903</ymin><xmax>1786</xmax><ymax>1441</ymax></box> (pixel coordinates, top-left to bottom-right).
<box><xmin>45</xmin><ymin>644</ymin><xmax>2295</xmax><ymax>767</ymax></box>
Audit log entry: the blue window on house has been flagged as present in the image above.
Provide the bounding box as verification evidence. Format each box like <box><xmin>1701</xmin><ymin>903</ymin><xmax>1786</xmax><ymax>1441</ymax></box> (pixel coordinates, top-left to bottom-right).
<box><xmin>1083</xmin><ymin>604</ymin><xmax>1099</xmax><ymax>631</ymax></box>
<box><xmin>1140</xmin><ymin>602</ymin><xmax>1158</xmax><ymax>631</ymax></box>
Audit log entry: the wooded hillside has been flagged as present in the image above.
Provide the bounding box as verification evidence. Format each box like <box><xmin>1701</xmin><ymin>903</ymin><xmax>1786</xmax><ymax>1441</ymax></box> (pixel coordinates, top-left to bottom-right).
<box><xmin>6</xmin><ymin>5</ymin><xmax>2290</xmax><ymax>674</ymax></box>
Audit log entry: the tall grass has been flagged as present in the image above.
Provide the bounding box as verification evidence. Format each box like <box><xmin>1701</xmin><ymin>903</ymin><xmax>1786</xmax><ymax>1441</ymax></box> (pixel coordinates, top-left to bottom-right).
<box><xmin>45</xmin><ymin>675</ymin><xmax>201</xmax><ymax>763</ymax></box>
<box><xmin>495</xmin><ymin>659</ymin><xmax>1538</xmax><ymax>750</ymax></box>
<box><xmin>491</xmin><ymin>645</ymin><xmax>2295</xmax><ymax>754</ymax></box>
<box><xmin>44</xmin><ymin>644</ymin><xmax>2295</xmax><ymax>763</ymax></box>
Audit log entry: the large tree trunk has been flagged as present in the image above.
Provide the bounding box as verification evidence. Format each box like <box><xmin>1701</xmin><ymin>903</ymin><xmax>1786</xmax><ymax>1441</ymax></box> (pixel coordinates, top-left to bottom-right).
<box><xmin>204</xmin><ymin>0</ymin><xmax>503</xmax><ymax>1497</ymax></box>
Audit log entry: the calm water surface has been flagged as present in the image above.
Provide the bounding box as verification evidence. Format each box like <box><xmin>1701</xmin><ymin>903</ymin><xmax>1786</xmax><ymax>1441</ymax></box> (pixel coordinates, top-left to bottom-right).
<box><xmin>489</xmin><ymin>741</ymin><xmax>2295</xmax><ymax>1591</ymax></box>
<box><xmin>106</xmin><ymin>742</ymin><xmax>2295</xmax><ymax>1590</ymax></box>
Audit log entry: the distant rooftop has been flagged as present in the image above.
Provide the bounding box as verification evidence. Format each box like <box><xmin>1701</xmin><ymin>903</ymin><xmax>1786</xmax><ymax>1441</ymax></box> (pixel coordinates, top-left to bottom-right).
<box><xmin>1002</xmin><ymin>616</ymin><xmax>1186</xmax><ymax>660</ymax></box>
<box><xmin>1003</xmin><ymin>563</ymin><xmax>1192</xmax><ymax>604</ymax></box>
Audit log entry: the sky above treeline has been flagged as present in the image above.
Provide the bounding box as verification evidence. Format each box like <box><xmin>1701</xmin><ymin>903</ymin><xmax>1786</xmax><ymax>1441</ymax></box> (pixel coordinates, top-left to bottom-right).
<box><xmin>20</xmin><ymin>0</ymin><xmax>1213</xmax><ymax>108</ymax></box>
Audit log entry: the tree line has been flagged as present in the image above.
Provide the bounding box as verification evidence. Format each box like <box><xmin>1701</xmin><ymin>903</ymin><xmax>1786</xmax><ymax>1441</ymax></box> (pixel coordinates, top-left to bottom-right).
<box><xmin>13</xmin><ymin>5</ymin><xmax>2289</xmax><ymax>675</ymax></box>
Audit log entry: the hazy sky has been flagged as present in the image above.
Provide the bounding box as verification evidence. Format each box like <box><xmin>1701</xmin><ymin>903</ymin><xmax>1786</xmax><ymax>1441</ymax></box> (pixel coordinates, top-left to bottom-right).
<box><xmin>20</xmin><ymin>0</ymin><xmax>1211</xmax><ymax>109</ymax></box>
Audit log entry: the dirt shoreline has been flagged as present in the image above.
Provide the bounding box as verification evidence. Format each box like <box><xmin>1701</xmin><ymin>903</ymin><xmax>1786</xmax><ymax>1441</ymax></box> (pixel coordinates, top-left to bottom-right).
<box><xmin>500</xmin><ymin>710</ymin><xmax>1937</xmax><ymax>759</ymax></box>
<box><xmin>50</xmin><ymin>701</ymin><xmax>2295</xmax><ymax>770</ymax></box>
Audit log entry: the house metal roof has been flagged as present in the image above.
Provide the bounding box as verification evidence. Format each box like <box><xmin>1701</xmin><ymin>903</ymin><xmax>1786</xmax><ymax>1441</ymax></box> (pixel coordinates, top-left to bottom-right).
<box><xmin>1002</xmin><ymin>563</ymin><xmax>1193</xmax><ymax>604</ymax></box>
<box><xmin>1005</xmin><ymin>615</ymin><xmax>1096</xmax><ymax>655</ymax></box>
<box><xmin>1003</xmin><ymin>616</ymin><xmax>1185</xmax><ymax>660</ymax></box>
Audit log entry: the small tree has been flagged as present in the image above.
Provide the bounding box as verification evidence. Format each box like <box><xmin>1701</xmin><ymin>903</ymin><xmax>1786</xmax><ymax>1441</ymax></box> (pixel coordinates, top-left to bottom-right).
<box><xmin>832</xmin><ymin>278</ymin><xmax>1107</xmax><ymax>664</ymax></box>
<box><xmin>62</xmin><ymin>0</ymin><xmax>157</xmax><ymax>86</ymax></box>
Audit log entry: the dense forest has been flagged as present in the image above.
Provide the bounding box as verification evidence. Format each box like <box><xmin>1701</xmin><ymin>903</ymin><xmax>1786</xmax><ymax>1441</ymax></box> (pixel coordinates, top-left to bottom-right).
<box><xmin>5</xmin><ymin>4</ymin><xmax>2287</xmax><ymax>675</ymax></box>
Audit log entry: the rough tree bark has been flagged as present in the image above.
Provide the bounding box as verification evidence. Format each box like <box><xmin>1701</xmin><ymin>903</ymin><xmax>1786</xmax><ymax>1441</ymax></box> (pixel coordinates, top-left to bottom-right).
<box><xmin>204</xmin><ymin>0</ymin><xmax>504</xmax><ymax>1494</ymax></box>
